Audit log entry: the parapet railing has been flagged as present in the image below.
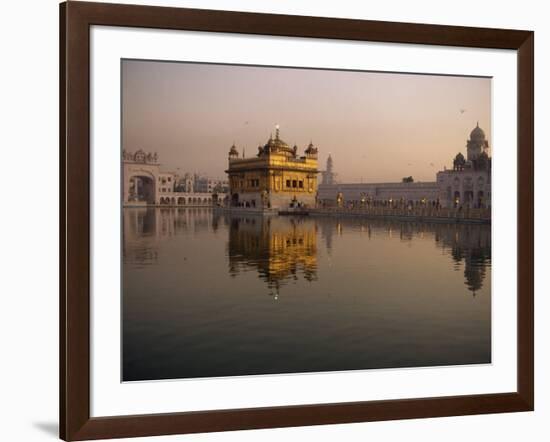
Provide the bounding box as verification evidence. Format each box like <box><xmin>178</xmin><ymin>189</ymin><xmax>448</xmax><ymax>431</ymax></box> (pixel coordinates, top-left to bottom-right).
<box><xmin>309</xmin><ymin>206</ymin><xmax>491</xmax><ymax>222</ymax></box>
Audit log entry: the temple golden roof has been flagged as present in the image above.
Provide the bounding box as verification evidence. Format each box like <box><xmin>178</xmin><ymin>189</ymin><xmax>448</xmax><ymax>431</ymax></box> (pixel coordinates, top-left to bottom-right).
<box><xmin>259</xmin><ymin>126</ymin><xmax>297</xmax><ymax>157</ymax></box>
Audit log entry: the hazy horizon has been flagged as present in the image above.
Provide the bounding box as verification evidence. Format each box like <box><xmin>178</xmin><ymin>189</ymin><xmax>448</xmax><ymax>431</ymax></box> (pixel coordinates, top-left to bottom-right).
<box><xmin>122</xmin><ymin>59</ymin><xmax>491</xmax><ymax>183</ymax></box>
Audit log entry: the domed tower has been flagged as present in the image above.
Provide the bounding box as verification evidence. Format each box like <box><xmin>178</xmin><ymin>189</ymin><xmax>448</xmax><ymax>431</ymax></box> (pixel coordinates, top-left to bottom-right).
<box><xmin>228</xmin><ymin>143</ymin><xmax>239</xmax><ymax>160</ymax></box>
<box><xmin>305</xmin><ymin>141</ymin><xmax>318</xmax><ymax>159</ymax></box>
<box><xmin>453</xmin><ymin>152</ymin><xmax>466</xmax><ymax>171</ymax></box>
<box><xmin>467</xmin><ymin>122</ymin><xmax>489</xmax><ymax>162</ymax></box>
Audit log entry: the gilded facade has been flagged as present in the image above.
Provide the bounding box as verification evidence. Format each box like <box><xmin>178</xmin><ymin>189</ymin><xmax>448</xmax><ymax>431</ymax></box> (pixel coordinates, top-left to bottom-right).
<box><xmin>226</xmin><ymin>126</ymin><xmax>319</xmax><ymax>210</ymax></box>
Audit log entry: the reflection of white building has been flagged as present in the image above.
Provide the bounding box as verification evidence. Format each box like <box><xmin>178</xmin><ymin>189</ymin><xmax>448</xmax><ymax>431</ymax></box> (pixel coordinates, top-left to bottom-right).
<box><xmin>317</xmin><ymin>123</ymin><xmax>491</xmax><ymax>209</ymax></box>
<box><xmin>122</xmin><ymin>150</ymin><xmax>226</xmax><ymax>207</ymax></box>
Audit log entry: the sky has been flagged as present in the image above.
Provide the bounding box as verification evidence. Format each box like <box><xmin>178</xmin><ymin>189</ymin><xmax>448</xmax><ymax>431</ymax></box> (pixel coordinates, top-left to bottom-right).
<box><xmin>122</xmin><ymin>59</ymin><xmax>491</xmax><ymax>183</ymax></box>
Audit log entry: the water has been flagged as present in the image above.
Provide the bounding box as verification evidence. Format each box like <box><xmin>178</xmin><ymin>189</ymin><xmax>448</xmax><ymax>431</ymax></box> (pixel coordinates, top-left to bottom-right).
<box><xmin>122</xmin><ymin>208</ymin><xmax>491</xmax><ymax>381</ymax></box>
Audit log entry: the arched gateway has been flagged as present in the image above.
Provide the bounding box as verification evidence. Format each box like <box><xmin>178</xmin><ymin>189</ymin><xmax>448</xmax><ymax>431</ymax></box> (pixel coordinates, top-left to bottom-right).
<box><xmin>123</xmin><ymin>150</ymin><xmax>219</xmax><ymax>207</ymax></box>
<box><xmin>127</xmin><ymin>174</ymin><xmax>156</xmax><ymax>204</ymax></box>
<box><xmin>123</xmin><ymin>149</ymin><xmax>160</xmax><ymax>205</ymax></box>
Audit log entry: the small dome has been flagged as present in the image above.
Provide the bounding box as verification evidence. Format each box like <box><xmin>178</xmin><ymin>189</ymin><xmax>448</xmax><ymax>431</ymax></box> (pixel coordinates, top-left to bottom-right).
<box><xmin>229</xmin><ymin>143</ymin><xmax>239</xmax><ymax>156</ymax></box>
<box><xmin>470</xmin><ymin>122</ymin><xmax>486</xmax><ymax>140</ymax></box>
<box><xmin>305</xmin><ymin>141</ymin><xmax>318</xmax><ymax>155</ymax></box>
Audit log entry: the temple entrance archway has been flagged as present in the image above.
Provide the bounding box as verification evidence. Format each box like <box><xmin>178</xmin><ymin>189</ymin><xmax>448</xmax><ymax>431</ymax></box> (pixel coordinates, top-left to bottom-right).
<box><xmin>127</xmin><ymin>175</ymin><xmax>155</xmax><ymax>204</ymax></box>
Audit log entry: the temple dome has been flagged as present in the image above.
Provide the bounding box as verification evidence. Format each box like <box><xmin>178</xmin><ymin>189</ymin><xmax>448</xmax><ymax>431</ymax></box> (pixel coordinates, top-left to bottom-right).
<box><xmin>265</xmin><ymin>136</ymin><xmax>291</xmax><ymax>151</ymax></box>
<box><xmin>262</xmin><ymin>126</ymin><xmax>295</xmax><ymax>156</ymax></box>
<box><xmin>470</xmin><ymin>122</ymin><xmax>486</xmax><ymax>141</ymax></box>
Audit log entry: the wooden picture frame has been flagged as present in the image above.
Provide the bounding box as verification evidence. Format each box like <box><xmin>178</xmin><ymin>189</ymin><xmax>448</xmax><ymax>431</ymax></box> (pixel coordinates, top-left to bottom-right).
<box><xmin>60</xmin><ymin>1</ymin><xmax>534</xmax><ymax>440</ymax></box>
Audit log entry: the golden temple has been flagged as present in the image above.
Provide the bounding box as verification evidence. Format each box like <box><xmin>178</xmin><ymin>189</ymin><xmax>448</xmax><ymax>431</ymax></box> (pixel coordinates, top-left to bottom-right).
<box><xmin>226</xmin><ymin>126</ymin><xmax>319</xmax><ymax>210</ymax></box>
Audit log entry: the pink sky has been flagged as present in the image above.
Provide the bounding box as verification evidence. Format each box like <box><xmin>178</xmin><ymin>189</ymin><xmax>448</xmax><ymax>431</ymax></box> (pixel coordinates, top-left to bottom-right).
<box><xmin>122</xmin><ymin>60</ymin><xmax>491</xmax><ymax>183</ymax></box>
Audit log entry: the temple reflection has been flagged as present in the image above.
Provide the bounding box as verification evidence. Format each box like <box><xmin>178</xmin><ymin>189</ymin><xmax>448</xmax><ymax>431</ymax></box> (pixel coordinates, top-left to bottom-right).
<box><xmin>123</xmin><ymin>209</ymin><xmax>490</xmax><ymax>295</ymax></box>
<box><xmin>437</xmin><ymin>223</ymin><xmax>491</xmax><ymax>295</ymax></box>
<box><xmin>123</xmin><ymin>207</ymin><xmax>215</xmax><ymax>266</ymax></box>
<box><xmin>316</xmin><ymin>218</ymin><xmax>491</xmax><ymax>296</ymax></box>
<box><xmin>226</xmin><ymin>215</ymin><xmax>318</xmax><ymax>295</ymax></box>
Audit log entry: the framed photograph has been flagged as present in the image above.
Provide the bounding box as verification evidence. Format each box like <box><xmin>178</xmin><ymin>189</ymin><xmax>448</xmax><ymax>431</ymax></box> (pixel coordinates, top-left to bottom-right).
<box><xmin>60</xmin><ymin>1</ymin><xmax>534</xmax><ymax>440</ymax></box>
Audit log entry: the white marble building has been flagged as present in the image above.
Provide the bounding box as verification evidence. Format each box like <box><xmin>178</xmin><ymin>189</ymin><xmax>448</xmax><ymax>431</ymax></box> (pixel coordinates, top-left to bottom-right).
<box><xmin>436</xmin><ymin>123</ymin><xmax>491</xmax><ymax>208</ymax></box>
<box><xmin>122</xmin><ymin>149</ymin><xmax>224</xmax><ymax>207</ymax></box>
<box><xmin>317</xmin><ymin>123</ymin><xmax>491</xmax><ymax>209</ymax></box>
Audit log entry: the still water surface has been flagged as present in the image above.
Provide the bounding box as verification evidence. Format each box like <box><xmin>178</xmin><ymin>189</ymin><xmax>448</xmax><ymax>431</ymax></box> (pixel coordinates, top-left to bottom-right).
<box><xmin>123</xmin><ymin>208</ymin><xmax>491</xmax><ymax>381</ymax></box>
